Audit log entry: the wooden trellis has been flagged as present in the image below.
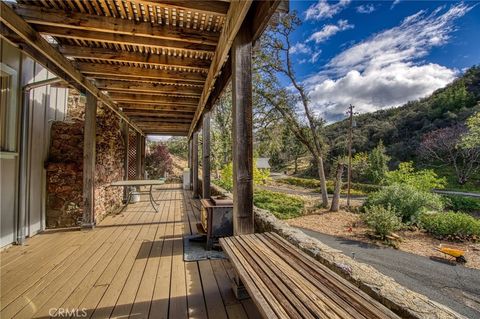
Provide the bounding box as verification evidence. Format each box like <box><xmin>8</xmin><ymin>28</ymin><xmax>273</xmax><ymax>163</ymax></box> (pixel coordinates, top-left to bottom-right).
<box><xmin>128</xmin><ymin>132</ymin><xmax>137</xmax><ymax>180</ymax></box>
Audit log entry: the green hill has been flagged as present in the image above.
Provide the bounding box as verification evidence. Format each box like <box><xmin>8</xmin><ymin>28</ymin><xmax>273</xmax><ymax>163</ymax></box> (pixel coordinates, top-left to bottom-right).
<box><xmin>326</xmin><ymin>66</ymin><xmax>480</xmax><ymax>164</ymax></box>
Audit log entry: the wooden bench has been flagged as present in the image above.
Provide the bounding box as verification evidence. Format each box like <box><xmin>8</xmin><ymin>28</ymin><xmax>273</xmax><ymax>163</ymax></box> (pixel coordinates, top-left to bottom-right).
<box><xmin>220</xmin><ymin>232</ymin><xmax>400</xmax><ymax>319</ymax></box>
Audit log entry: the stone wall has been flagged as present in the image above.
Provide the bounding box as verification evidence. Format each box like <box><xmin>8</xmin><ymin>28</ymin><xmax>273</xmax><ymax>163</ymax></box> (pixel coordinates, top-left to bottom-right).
<box><xmin>45</xmin><ymin>90</ymin><xmax>125</xmax><ymax>228</ymax></box>
<box><xmin>209</xmin><ymin>183</ymin><xmax>465</xmax><ymax>319</ymax></box>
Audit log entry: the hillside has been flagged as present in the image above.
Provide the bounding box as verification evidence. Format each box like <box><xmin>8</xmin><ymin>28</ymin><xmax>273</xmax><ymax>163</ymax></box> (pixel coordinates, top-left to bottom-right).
<box><xmin>325</xmin><ymin>66</ymin><xmax>480</xmax><ymax>164</ymax></box>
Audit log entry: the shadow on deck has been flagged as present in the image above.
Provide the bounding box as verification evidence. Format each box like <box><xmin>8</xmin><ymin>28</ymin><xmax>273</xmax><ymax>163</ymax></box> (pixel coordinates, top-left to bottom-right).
<box><xmin>0</xmin><ymin>184</ymin><xmax>259</xmax><ymax>319</ymax></box>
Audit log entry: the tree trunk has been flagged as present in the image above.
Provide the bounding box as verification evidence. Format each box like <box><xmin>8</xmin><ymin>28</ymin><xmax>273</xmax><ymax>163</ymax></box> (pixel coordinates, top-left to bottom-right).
<box><xmin>294</xmin><ymin>157</ymin><xmax>298</xmax><ymax>174</ymax></box>
<box><xmin>317</xmin><ymin>156</ymin><xmax>329</xmax><ymax>207</ymax></box>
<box><xmin>330</xmin><ymin>163</ymin><xmax>344</xmax><ymax>212</ymax></box>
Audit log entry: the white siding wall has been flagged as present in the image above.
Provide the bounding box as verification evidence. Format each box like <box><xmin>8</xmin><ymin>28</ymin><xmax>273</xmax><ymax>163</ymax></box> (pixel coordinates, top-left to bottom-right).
<box><xmin>0</xmin><ymin>38</ymin><xmax>68</xmax><ymax>247</ymax></box>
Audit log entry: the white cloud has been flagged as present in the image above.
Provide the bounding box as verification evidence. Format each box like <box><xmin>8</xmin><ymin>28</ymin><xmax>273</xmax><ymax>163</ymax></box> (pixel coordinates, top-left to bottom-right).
<box><xmin>356</xmin><ymin>4</ymin><xmax>376</xmax><ymax>14</ymax></box>
<box><xmin>305</xmin><ymin>0</ymin><xmax>351</xmax><ymax>21</ymax></box>
<box><xmin>310</xmin><ymin>51</ymin><xmax>322</xmax><ymax>63</ymax></box>
<box><xmin>308</xmin><ymin>63</ymin><xmax>456</xmax><ymax>122</ymax></box>
<box><xmin>290</xmin><ymin>42</ymin><xmax>311</xmax><ymax>54</ymax></box>
<box><xmin>391</xmin><ymin>0</ymin><xmax>401</xmax><ymax>9</ymax></box>
<box><xmin>308</xmin><ymin>19</ymin><xmax>354</xmax><ymax>44</ymax></box>
<box><xmin>304</xmin><ymin>4</ymin><xmax>472</xmax><ymax>122</ymax></box>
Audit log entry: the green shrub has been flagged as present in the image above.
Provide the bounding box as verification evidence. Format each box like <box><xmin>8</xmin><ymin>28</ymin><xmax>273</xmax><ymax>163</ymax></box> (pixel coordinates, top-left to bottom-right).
<box><xmin>420</xmin><ymin>211</ymin><xmax>480</xmax><ymax>239</ymax></box>
<box><xmin>218</xmin><ymin>160</ymin><xmax>271</xmax><ymax>192</ymax></box>
<box><xmin>364</xmin><ymin>184</ymin><xmax>444</xmax><ymax>224</ymax></box>
<box><xmin>362</xmin><ymin>205</ymin><xmax>402</xmax><ymax>239</ymax></box>
<box><xmin>386</xmin><ymin>162</ymin><xmax>446</xmax><ymax>191</ymax></box>
<box><xmin>253</xmin><ymin>190</ymin><xmax>304</xmax><ymax>219</ymax></box>
<box><xmin>279</xmin><ymin>177</ymin><xmax>320</xmax><ymax>189</ymax></box>
<box><xmin>443</xmin><ymin>195</ymin><xmax>480</xmax><ymax>213</ymax></box>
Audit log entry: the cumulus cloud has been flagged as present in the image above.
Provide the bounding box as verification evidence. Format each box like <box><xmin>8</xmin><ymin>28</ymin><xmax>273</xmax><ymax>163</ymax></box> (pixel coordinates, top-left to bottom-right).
<box><xmin>356</xmin><ymin>4</ymin><xmax>376</xmax><ymax>14</ymax></box>
<box><xmin>391</xmin><ymin>0</ymin><xmax>401</xmax><ymax>9</ymax></box>
<box><xmin>308</xmin><ymin>20</ymin><xmax>354</xmax><ymax>44</ymax></box>
<box><xmin>305</xmin><ymin>0</ymin><xmax>351</xmax><ymax>20</ymax></box>
<box><xmin>304</xmin><ymin>4</ymin><xmax>472</xmax><ymax>122</ymax></box>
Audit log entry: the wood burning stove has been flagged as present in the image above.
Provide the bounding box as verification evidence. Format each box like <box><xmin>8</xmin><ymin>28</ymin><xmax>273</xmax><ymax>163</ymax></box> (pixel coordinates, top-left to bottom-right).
<box><xmin>199</xmin><ymin>196</ymin><xmax>233</xmax><ymax>250</ymax></box>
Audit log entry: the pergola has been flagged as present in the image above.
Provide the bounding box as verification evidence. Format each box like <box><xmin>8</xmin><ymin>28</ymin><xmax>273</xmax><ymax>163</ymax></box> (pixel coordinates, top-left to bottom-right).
<box><xmin>1</xmin><ymin>0</ymin><xmax>285</xmax><ymax>231</ymax></box>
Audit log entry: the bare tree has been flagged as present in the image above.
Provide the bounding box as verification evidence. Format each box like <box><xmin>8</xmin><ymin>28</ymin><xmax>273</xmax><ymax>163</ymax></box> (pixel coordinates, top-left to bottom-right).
<box><xmin>255</xmin><ymin>12</ymin><xmax>330</xmax><ymax>207</ymax></box>
<box><xmin>419</xmin><ymin>124</ymin><xmax>480</xmax><ymax>185</ymax></box>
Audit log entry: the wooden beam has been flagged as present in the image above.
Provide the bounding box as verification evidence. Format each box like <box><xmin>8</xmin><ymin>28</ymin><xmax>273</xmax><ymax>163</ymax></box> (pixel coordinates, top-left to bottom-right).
<box><xmin>188</xmin><ymin>138</ymin><xmax>193</xmax><ymax>189</ymax></box>
<box><xmin>143</xmin><ymin>131</ymin><xmax>188</xmax><ymax>136</ymax></box>
<box><xmin>109</xmin><ymin>93</ymin><xmax>199</xmax><ymax>105</ymax></box>
<box><xmin>143</xmin><ymin>1</ymin><xmax>229</xmax><ymax>16</ymax></box>
<box><xmin>13</xmin><ymin>4</ymin><xmax>220</xmax><ymax>45</ymax></box>
<box><xmin>82</xmin><ymin>92</ymin><xmax>97</xmax><ymax>228</ymax></box>
<box><xmin>188</xmin><ymin>0</ymin><xmax>284</xmax><ymax>136</ymax></box>
<box><xmin>77</xmin><ymin>62</ymin><xmax>207</xmax><ymax>83</ymax></box>
<box><xmin>188</xmin><ymin>0</ymin><xmax>253</xmax><ymax>137</ymax></box>
<box><xmin>192</xmin><ymin>132</ymin><xmax>199</xmax><ymax>198</ymax></box>
<box><xmin>132</xmin><ymin>116</ymin><xmax>192</xmax><ymax>124</ymax></box>
<box><xmin>0</xmin><ymin>3</ymin><xmax>143</xmax><ymax>135</ymax></box>
<box><xmin>33</xmin><ymin>25</ymin><xmax>215</xmax><ymax>53</ymax></box>
<box><xmin>120</xmin><ymin>104</ymin><xmax>197</xmax><ymax>112</ymax></box>
<box><xmin>87</xmin><ymin>74</ymin><xmax>205</xmax><ymax>87</ymax></box>
<box><xmin>202</xmin><ymin>112</ymin><xmax>211</xmax><ymax>199</ymax></box>
<box><xmin>59</xmin><ymin>45</ymin><xmax>211</xmax><ymax>70</ymax></box>
<box><xmin>232</xmin><ymin>23</ymin><xmax>254</xmax><ymax>235</ymax></box>
<box><xmin>95</xmin><ymin>79</ymin><xmax>203</xmax><ymax>96</ymax></box>
<box><xmin>125</xmin><ymin>111</ymin><xmax>193</xmax><ymax>121</ymax></box>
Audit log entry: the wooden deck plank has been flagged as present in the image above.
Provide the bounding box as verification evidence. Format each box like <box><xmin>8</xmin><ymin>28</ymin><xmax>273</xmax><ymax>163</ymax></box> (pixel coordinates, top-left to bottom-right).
<box><xmin>0</xmin><ymin>185</ymin><xmax>251</xmax><ymax>319</ymax></box>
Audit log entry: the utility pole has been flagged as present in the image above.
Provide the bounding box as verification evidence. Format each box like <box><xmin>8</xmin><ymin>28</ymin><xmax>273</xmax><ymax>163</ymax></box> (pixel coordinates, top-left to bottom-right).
<box><xmin>346</xmin><ymin>104</ymin><xmax>355</xmax><ymax>209</ymax></box>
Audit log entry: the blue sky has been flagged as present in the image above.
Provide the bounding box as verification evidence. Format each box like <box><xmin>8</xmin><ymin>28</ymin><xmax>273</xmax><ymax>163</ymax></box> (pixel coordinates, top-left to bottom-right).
<box><xmin>282</xmin><ymin>0</ymin><xmax>480</xmax><ymax>122</ymax></box>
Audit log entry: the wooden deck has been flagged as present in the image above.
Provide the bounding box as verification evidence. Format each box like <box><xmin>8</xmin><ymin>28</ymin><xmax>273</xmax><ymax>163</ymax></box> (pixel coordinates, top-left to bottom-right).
<box><xmin>0</xmin><ymin>184</ymin><xmax>259</xmax><ymax>319</ymax></box>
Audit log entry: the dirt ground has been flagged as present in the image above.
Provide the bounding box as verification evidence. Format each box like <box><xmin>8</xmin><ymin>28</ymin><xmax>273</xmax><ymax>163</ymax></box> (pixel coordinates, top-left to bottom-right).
<box><xmin>287</xmin><ymin>204</ymin><xmax>480</xmax><ymax>270</ymax></box>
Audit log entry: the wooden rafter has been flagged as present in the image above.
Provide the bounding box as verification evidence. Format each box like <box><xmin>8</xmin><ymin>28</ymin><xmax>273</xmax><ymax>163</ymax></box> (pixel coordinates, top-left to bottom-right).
<box><xmin>131</xmin><ymin>118</ymin><xmax>193</xmax><ymax>124</ymax></box>
<box><xmin>88</xmin><ymin>74</ymin><xmax>205</xmax><ymax>87</ymax></box>
<box><xmin>0</xmin><ymin>2</ymin><xmax>143</xmax><ymax>135</ymax></box>
<box><xmin>140</xmin><ymin>1</ymin><xmax>229</xmax><ymax>16</ymax></box>
<box><xmin>33</xmin><ymin>26</ymin><xmax>215</xmax><ymax>53</ymax></box>
<box><xmin>95</xmin><ymin>79</ymin><xmax>202</xmax><ymax>96</ymax></box>
<box><xmin>76</xmin><ymin>63</ymin><xmax>207</xmax><ymax>83</ymax></box>
<box><xmin>59</xmin><ymin>46</ymin><xmax>211</xmax><ymax>70</ymax></box>
<box><xmin>188</xmin><ymin>0</ymin><xmax>253</xmax><ymax>137</ymax></box>
<box><xmin>13</xmin><ymin>4</ymin><xmax>220</xmax><ymax>45</ymax></box>
<box><xmin>110</xmin><ymin>93</ymin><xmax>198</xmax><ymax>105</ymax></box>
<box><xmin>120</xmin><ymin>103</ymin><xmax>196</xmax><ymax>110</ymax></box>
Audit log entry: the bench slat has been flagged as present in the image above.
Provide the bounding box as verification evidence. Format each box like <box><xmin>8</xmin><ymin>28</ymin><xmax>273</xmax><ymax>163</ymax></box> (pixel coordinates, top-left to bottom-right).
<box><xmin>246</xmin><ymin>234</ymin><xmax>353</xmax><ymax>319</ymax></box>
<box><xmin>236</xmin><ymin>236</ymin><xmax>318</xmax><ymax>319</ymax></box>
<box><xmin>220</xmin><ymin>233</ymin><xmax>401</xmax><ymax>319</ymax></box>
<box><xmin>266</xmin><ymin>232</ymin><xmax>400</xmax><ymax>319</ymax></box>
<box><xmin>220</xmin><ymin>238</ymin><xmax>283</xmax><ymax>319</ymax></box>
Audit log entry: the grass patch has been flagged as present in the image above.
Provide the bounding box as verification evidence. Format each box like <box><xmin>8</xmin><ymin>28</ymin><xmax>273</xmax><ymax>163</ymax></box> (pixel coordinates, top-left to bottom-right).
<box><xmin>253</xmin><ymin>190</ymin><xmax>305</xmax><ymax>219</ymax></box>
<box><xmin>420</xmin><ymin>211</ymin><xmax>480</xmax><ymax>240</ymax></box>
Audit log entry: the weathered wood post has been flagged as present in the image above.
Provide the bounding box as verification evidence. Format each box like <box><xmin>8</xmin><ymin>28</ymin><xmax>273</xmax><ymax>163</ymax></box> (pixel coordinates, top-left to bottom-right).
<box><xmin>122</xmin><ymin>120</ymin><xmax>129</xmax><ymax>202</ymax></box>
<box><xmin>188</xmin><ymin>138</ymin><xmax>193</xmax><ymax>189</ymax></box>
<box><xmin>136</xmin><ymin>132</ymin><xmax>142</xmax><ymax>179</ymax></box>
<box><xmin>192</xmin><ymin>131</ymin><xmax>199</xmax><ymax>198</ymax></box>
<box><xmin>82</xmin><ymin>92</ymin><xmax>97</xmax><ymax>228</ymax></box>
<box><xmin>231</xmin><ymin>23</ymin><xmax>254</xmax><ymax>235</ymax></box>
<box><xmin>202</xmin><ymin>113</ymin><xmax>211</xmax><ymax>199</ymax></box>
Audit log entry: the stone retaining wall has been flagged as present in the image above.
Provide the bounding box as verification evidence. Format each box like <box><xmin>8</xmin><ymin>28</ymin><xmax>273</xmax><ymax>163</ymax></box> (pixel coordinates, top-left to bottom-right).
<box><xmin>45</xmin><ymin>90</ymin><xmax>124</xmax><ymax>228</ymax></box>
<box><xmin>210</xmin><ymin>183</ymin><xmax>465</xmax><ymax>319</ymax></box>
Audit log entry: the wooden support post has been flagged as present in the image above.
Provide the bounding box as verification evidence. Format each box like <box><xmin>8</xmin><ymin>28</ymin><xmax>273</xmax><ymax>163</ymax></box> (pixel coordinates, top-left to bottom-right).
<box><xmin>136</xmin><ymin>132</ymin><xmax>142</xmax><ymax>179</ymax></box>
<box><xmin>231</xmin><ymin>24</ymin><xmax>254</xmax><ymax>235</ymax></box>
<box><xmin>82</xmin><ymin>92</ymin><xmax>97</xmax><ymax>228</ymax></box>
<box><xmin>202</xmin><ymin>113</ymin><xmax>211</xmax><ymax>199</ymax></box>
<box><xmin>122</xmin><ymin>121</ymin><xmax>129</xmax><ymax>202</ymax></box>
<box><xmin>192</xmin><ymin>132</ymin><xmax>199</xmax><ymax>198</ymax></box>
<box><xmin>188</xmin><ymin>138</ymin><xmax>193</xmax><ymax>189</ymax></box>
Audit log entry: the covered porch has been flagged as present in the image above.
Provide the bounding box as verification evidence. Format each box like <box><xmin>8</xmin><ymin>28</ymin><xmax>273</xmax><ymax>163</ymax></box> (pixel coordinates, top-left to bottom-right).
<box><xmin>1</xmin><ymin>184</ymin><xmax>258</xmax><ymax>319</ymax></box>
